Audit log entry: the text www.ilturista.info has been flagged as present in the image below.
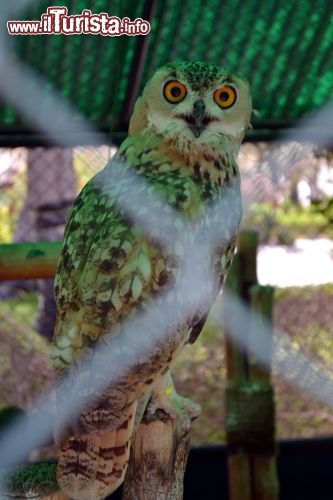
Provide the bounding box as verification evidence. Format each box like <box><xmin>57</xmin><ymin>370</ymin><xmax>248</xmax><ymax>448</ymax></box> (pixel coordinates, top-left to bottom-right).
<box><xmin>7</xmin><ymin>6</ymin><xmax>151</xmax><ymax>36</ymax></box>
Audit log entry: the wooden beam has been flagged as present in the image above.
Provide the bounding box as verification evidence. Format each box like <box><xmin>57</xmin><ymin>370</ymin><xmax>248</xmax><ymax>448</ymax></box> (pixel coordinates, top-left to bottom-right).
<box><xmin>0</xmin><ymin>241</ymin><xmax>61</xmax><ymax>280</ymax></box>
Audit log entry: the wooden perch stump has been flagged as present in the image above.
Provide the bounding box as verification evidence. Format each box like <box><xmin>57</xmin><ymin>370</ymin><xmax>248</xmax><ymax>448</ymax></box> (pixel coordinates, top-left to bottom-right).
<box><xmin>122</xmin><ymin>390</ymin><xmax>200</xmax><ymax>500</ymax></box>
<box><xmin>43</xmin><ymin>493</ymin><xmax>69</xmax><ymax>500</ymax></box>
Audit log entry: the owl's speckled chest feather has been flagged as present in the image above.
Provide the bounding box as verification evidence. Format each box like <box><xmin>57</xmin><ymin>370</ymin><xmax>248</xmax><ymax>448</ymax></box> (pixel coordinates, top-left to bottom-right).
<box><xmin>120</xmin><ymin>132</ymin><xmax>242</xmax><ymax>265</ymax></box>
<box><xmin>52</xmin><ymin>131</ymin><xmax>242</xmax><ymax>368</ymax></box>
<box><xmin>52</xmin><ymin>130</ymin><xmax>242</xmax><ymax>442</ymax></box>
<box><xmin>119</xmin><ymin>132</ymin><xmax>241</xmax><ymax>213</ymax></box>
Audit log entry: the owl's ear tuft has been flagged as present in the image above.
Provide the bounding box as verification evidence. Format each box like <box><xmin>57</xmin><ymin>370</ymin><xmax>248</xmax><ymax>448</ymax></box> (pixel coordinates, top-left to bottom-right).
<box><xmin>247</xmin><ymin>108</ymin><xmax>260</xmax><ymax>130</ymax></box>
<box><xmin>252</xmin><ymin>108</ymin><xmax>260</xmax><ymax>119</ymax></box>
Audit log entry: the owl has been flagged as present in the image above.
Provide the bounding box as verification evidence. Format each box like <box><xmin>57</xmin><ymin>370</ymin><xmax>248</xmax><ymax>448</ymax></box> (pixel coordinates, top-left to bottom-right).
<box><xmin>50</xmin><ymin>60</ymin><xmax>252</xmax><ymax>499</ymax></box>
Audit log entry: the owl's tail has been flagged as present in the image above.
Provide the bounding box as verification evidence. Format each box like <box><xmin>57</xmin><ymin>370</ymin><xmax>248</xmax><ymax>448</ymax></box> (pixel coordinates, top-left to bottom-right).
<box><xmin>56</xmin><ymin>404</ymin><xmax>136</xmax><ymax>500</ymax></box>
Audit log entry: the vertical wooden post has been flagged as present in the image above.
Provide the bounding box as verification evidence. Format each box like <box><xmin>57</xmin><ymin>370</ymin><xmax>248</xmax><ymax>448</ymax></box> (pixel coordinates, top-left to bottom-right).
<box><xmin>224</xmin><ymin>230</ymin><xmax>279</xmax><ymax>500</ymax></box>
<box><xmin>249</xmin><ymin>285</ymin><xmax>279</xmax><ymax>500</ymax></box>
<box><xmin>224</xmin><ymin>251</ymin><xmax>252</xmax><ymax>500</ymax></box>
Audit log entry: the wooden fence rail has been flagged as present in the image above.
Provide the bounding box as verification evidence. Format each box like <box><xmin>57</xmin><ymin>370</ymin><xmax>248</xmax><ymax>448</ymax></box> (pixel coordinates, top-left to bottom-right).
<box><xmin>0</xmin><ymin>241</ymin><xmax>62</xmax><ymax>280</ymax></box>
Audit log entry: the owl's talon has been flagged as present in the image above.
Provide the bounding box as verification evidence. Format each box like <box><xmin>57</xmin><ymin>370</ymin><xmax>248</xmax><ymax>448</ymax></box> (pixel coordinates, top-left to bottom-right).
<box><xmin>146</xmin><ymin>372</ymin><xmax>201</xmax><ymax>431</ymax></box>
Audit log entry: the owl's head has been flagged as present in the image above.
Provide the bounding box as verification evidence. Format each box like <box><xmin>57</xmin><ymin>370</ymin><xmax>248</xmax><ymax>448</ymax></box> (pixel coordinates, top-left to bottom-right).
<box><xmin>129</xmin><ymin>61</ymin><xmax>252</xmax><ymax>154</ymax></box>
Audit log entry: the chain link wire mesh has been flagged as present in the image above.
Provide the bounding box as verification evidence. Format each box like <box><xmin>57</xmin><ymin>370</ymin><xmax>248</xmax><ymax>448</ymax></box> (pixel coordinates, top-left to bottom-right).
<box><xmin>0</xmin><ymin>6</ymin><xmax>331</xmax><ymax>500</ymax></box>
<box><xmin>0</xmin><ymin>146</ymin><xmax>116</xmax><ymax>319</ymax></box>
<box><xmin>1</xmin><ymin>141</ymin><xmax>333</xmax><ymax>444</ymax></box>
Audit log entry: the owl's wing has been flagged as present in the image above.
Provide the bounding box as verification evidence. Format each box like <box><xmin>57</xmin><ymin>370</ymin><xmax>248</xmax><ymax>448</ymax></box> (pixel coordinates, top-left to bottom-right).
<box><xmin>54</xmin><ymin>162</ymin><xmax>126</xmax><ymax>313</ymax></box>
<box><xmin>52</xmin><ymin>152</ymin><xmax>188</xmax><ymax>498</ymax></box>
<box><xmin>53</xmin><ymin>155</ymin><xmax>166</xmax><ymax>366</ymax></box>
<box><xmin>51</xmin><ymin>143</ymin><xmax>201</xmax><ymax>424</ymax></box>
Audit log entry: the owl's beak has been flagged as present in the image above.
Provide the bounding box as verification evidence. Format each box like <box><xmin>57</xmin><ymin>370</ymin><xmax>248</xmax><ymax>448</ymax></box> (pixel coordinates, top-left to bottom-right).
<box><xmin>190</xmin><ymin>98</ymin><xmax>206</xmax><ymax>138</ymax></box>
<box><xmin>178</xmin><ymin>98</ymin><xmax>211</xmax><ymax>138</ymax></box>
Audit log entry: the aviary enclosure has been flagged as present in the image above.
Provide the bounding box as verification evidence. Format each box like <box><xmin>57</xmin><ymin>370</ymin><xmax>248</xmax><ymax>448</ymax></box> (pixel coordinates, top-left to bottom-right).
<box><xmin>0</xmin><ymin>1</ymin><xmax>333</xmax><ymax>499</ymax></box>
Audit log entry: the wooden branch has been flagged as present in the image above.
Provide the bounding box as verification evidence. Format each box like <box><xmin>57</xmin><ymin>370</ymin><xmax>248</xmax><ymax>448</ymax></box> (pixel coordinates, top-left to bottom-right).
<box><xmin>0</xmin><ymin>241</ymin><xmax>61</xmax><ymax>280</ymax></box>
<box><xmin>122</xmin><ymin>391</ymin><xmax>200</xmax><ymax>500</ymax></box>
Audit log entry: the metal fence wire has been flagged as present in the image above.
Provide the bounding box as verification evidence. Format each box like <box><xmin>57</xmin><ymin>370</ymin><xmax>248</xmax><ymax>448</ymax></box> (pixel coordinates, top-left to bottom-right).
<box><xmin>1</xmin><ymin>142</ymin><xmax>332</xmax><ymax>246</ymax></box>
<box><xmin>0</xmin><ymin>1</ymin><xmax>333</xmax><ymax>476</ymax></box>
<box><xmin>1</xmin><ymin>141</ymin><xmax>333</xmax><ymax>446</ymax></box>
<box><xmin>0</xmin><ymin>146</ymin><xmax>116</xmax><ymax>337</ymax></box>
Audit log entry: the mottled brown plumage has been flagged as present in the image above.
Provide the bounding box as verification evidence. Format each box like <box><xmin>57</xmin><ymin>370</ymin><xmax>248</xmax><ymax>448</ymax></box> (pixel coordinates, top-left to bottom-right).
<box><xmin>50</xmin><ymin>61</ymin><xmax>252</xmax><ymax>499</ymax></box>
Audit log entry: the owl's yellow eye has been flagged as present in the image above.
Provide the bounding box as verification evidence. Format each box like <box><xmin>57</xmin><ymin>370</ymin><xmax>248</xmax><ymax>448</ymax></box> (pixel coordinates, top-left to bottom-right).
<box><xmin>214</xmin><ymin>85</ymin><xmax>237</xmax><ymax>109</ymax></box>
<box><xmin>163</xmin><ymin>80</ymin><xmax>187</xmax><ymax>103</ymax></box>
